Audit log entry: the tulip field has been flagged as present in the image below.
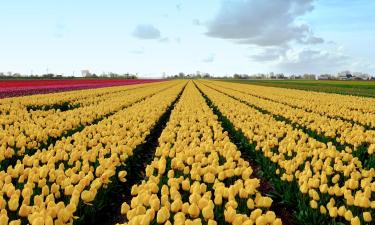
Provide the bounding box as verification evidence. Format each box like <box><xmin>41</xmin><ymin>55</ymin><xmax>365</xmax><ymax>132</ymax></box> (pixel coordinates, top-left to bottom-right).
<box><xmin>0</xmin><ymin>80</ymin><xmax>374</xmax><ymax>225</ymax></box>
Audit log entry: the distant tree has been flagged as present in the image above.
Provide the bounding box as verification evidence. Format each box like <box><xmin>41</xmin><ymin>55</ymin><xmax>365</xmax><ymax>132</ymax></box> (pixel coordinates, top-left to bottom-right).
<box><xmin>109</xmin><ymin>72</ymin><xmax>118</xmax><ymax>78</ymax></box>
<box><xmin>178</xmin><ymin>72</ymin><xmax>185</xmax><ymax>78</ymax></box>
<box><xmin>203</xmin><ymin>73</ymin><xmax>210</xmax><ymax>78</ymax></box>
<box><xmin>100</xmin><ymin>73</ymin><xmax>108</xmax><ymax>78</ymax></box>
<box><xmin>42</xmin><ymin>73</ymin><xmax>55</xmax><ymax>78</ymax></box>
<box><xmin>303</xmin><ymin>74</ymin><xmax>316</xmax><ymax>80</ymax></box>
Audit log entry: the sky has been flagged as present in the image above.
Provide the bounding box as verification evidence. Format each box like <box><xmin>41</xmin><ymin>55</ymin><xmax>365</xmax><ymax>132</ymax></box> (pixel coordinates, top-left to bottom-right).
<box><xmin>0</xmin><ymin>0</ymin><xmax>374</xmax><ymax>77</ymax></box>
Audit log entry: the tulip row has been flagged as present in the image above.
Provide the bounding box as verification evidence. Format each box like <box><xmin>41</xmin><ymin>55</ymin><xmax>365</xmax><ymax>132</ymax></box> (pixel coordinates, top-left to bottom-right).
<box><xmin>117</xmin><ymin>82</ymin><xmax>282</xmax><ymax>225</ymax></box>
<box><xmin>196</xmin><ymin>81</ymin><xmax>374</xmax><ymax>225</ymax></box>
<box><xmin>0</xmin><ymin>81</ymin><xmax>164</xmax><ymax>115</ymax></box>
<box><xmin>24</xmin><ymin>82</ymin><xmax>162</xmax><ymax>111</ymax></box>
<box><xmin>200</xmin><ymin>82</ymin><xmax>375</xmax><ymax>170</ymax></box>
<box><xmin>211</xmin><ymin>81</ymin><xmax>375</xmax><ymax>129</ymax></box>
<box><xmin>0</xmin><ymin>82</ymin><xmax>130</xmax><ymax>112</ymax></box>
<box><xmin>0</xmin><ymin>82</ymin><xmax>185</xmax><ymax>225</ymax></box>
<box><xmin>0</xmin><ymin>79</ymin><xmax>162</xmax><ymax>100</ymax></box>
<box><xmin>0</xmin><ymin>81</ymin><xmax>174</xmax><ymax>168</ymax></box>
<box><xmin>203</xmin><ymin>81</ymin><xmax>375</xmax><ymax>150</ymax></box>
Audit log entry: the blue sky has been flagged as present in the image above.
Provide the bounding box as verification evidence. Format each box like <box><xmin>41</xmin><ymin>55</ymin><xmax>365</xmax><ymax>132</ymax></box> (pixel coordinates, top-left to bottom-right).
<box><xmin>0</xmin><ymin>0</ymin><xmax>374</xmax><ymax>77</ymax></box>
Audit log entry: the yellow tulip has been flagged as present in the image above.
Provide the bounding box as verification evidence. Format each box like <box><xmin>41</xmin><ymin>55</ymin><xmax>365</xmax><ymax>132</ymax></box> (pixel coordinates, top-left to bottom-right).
<box><xmin>320</xmin><ymin>205</ymin><xmax>327</xmax><ymax>215</ymax></box>
<box><xmin>121</xmin><ymin>202</ymin><xmax>130</xmax><ymax>215</ymax></box>
<box><xmin>250</xmin><ymin>209</ymin><xmax>262</xmax><ymax>221</ymax></box>
<box><xmin>156</xmin><ymin>206</ymin><xmax>170</xmax><ymax>224</ymax></box>
<box><xmin>256</xmin><ymin>196</ymin><xmax>273</xmax><ymax>208</ymax></box>
<box><xmin>8</xmin><ymin>197</ymin><xmax>19</xmax><ymax>211</ymax></box>
<box><xmin>118</xmin><ymin>171</ymin><xmax>127</xmax><ymax>182</ymax></box>
<box><xmin>171</xmin><ymin>199</ymin><xmax>182</xmax><ymax>212</ymax></box>
<box><xmin>207</xmin><ymin>219</ymin><xmax>217</xmax><ymax>225</ymax></box>
<box><xmin>182</xmin><ymin>179</ymin><xmax>190</xmax><ymax>191</ymax></box>
<box><xmin>214</xmin><ymin>194</ymin><xmax>223</xmax><ymax>206</ymax></box>
<box><xmin>255</xmin><ymin>215</ymin><xmax>267</xmax><ymax>225</ymax></box>
<box><xmin>9</xmin><ymin>220</ymin><xmax>21</xmax><ymax>225</ymax></box>
<box><xmin>344</xmin><ymin>210</ymin><xmax>353</xmax><ymax>221</ymax></box>
<box><xmin>363</xmin><ymin>211</ymin><xmax>372</xmax><ymax>222</ymax></box>
<box><xmin>203</xmin><ymin>173</ymin><xmax>215</xmax><ymax>184</ymax></box>
<box><xmin>0</xmin><ymin>214</ymin><xmax>9</xmax><ymax>225</ymax></box>
<box><xmin>202</xmin><ymin>206</ymin><xmax>214</xmax><ymax>220</ymax></box>
<box><xmin>18</xmin><ymin>204</ymin><xmax>30</xmax><ymax>217</ymax></box>
<box><xmin>139</xmin><ymin>214</ymin><xmax>151</xmax><ymax>225</ymax></box>
<box><xmin>310</xmin><ymin>200</ymin><xmax>318</xmax><ymax>209</ymax></box>
<box><xmin>188</xmin><ymin>203</ymin><xmax>200</xmax><ymax>218</ymax></box>
<box><xmin>31</xmin><ymin>217</ymin><xmax>44</xmax><ymax>225</ymax></box>
<box><xmin>243</xmin><ymin>219</ymin><xmax>254</xmax><ymax>225</ymax></box>
<box><xmin>264</xmin><ymin>211</ymin><xmax>276</xmax><ymax>223</ymax></box>
<box><xmin>350</xmin><ymin>216</ymin><xmax>360</xmax><ymax>225</ymax></box>
<box><xmin>81</xmin><ymin>190</ymin><xmax>96</xmax><ymax>203</ymax></box>
<box><xmin>224</xmin><ymin>207</ymin><xmax>236</xmax><ymax>223</ymax></box>
<box><xmin>328</xmin><ymin>207</ymin><xmax>338</xmax><ymax>218</ymax></box>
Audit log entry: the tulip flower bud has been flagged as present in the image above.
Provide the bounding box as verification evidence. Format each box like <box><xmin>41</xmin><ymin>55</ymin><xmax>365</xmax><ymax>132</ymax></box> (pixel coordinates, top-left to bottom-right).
<box><xmin>9</xmin><ymin>219</ymin><xmax>21</xmax><ymax>225</ymax></box>
<box><xmin>351</xmin><ymin>216</ymin><xmax>360</xmax><ymax>225</ymax></box>
<box><xmin>121</xmin><ymin>202</ymin><xmax>130</xmax><ymax>215</ymax></box>
<box><xmin>188</xmin><ymin>203</ymin><xmax>200</xmax><ymax>218</ymax></box>
<box><xmin>363</xmin><ymin>211</ymin><xmax>372</xmax><ymax>222</ymax></box>
<box><xmin>156</xmin><ymin>206</ymin><xmax>170</xmax><ymax>224</ymax></box>
<box><xmin>202</xmin><ymin>206</ymin><xmax>214</xmax><ymax>220</ymax></box>
<box><xmin>118</xmin><ymin>171</ymin><xmax>127</xmax><ymax>182</ymax></box>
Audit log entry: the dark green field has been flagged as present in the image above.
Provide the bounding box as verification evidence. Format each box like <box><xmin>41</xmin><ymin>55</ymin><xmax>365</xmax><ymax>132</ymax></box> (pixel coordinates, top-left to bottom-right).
<box><xmin>222</xmin><ymin>79</ymin><xmax>375</xmax><ymax>98</ymax></box>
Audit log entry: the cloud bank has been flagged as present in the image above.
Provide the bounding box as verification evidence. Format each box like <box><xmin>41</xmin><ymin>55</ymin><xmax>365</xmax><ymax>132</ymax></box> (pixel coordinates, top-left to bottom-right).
<box><xmin>278</xmin><ymin>48</ymin><xmax>349</xmax><ymax>73</ymax></box>
<box><xmin>206</xmin><ymin>0</ymin><xmax>323</xmax><ymax>46</ymax></box>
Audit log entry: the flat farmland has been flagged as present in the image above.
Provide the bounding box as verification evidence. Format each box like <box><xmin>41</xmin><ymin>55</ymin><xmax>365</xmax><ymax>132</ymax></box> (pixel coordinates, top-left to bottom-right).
<box><xmin>0</xmin><ymin>80</ymin><xmax>374</xmax><ymax>225</ymax></box>
<box><xmin>224</xmin><ymin>79</ymin><xmax>375</xmax><ymax>98</ymax></box>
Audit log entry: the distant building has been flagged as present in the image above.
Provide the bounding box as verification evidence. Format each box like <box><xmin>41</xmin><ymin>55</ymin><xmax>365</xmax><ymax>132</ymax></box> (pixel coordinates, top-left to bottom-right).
<box><xmin>338</xmin><ymin>75</ymin><xmax>349</xmax><ymax>80</ymax></box>
<box><xmin>353</xmin><ymin>72</ymin><xmax>370</xmax><ymax>80</ymax></box>
<box><xmin>303</xmin><ymin>74</ymin><xmax>316</xmax><ymax>80</ymax></box>
<box><xmin>81</xmin><ymin>70</ymin><xmax>91</xmax><ymax>77</ymax></box>
<box><xmin>290</xmin><ymin>75</ymin><xmax>302</xmax><ymax>79</ymax></box>
<box><xmin>337</xmin><ymin>71</ymin><xmax>353</xmax><ymax>80</ymax></box>
<box><xmin>318</xmin><ymin>74</ymin><xmax>331</xmax><ymax>80</ymax></box>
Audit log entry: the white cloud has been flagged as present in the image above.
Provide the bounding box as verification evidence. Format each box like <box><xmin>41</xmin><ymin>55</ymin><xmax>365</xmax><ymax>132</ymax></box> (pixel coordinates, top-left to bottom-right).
<box><xmin>249</xmin><ymin>47</ymin><xmax>288</xmax><ymax>62</ymax></box>
<box><xmin>132</xmin><ymin>24</ymin><xmax>161</xmax><ymax>39</ymax></box>
<box><xmin>277</xmin><ymin>48</ymin><xmax>349</xmax><ymax>73</ymax></box>
<box><xmin>206</xmin><ymin>0</ymin><xmax>323</xmax><ymax>46</ymax></box>
<box><xmin>302</xmin><ymin>36</ymin><xmax>324</xmax><ymax>44</ymax></box>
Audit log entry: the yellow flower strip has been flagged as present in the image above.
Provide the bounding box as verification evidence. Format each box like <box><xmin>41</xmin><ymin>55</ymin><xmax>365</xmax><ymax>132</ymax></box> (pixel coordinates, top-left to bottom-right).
<box><xmin>118</xmin><ymin>82</ymin><xmax>281</xmax><ymax>225</ymax></box>
<box><xmin>202</xmin><ymin>81</ymin><xmax>375</xmax><ymax>151</ymax></box>
<box><xmin>212</xmin><ymin>81</ymin><xmax>375</xmax><ymax>129</ymax></box>
<box><xmin>0</xmin><ymin>81</ymin><xmax>175</xmax><ymax>164</ymax></box>
<box><xmin>0</xmin><ymin>81</ymin><xmax>186</xmax><ymax>225</ymax></box>
<box><xmin>196</xmin><ymin>81</ymin><xmax>374</xmax><ymax>224</ymax></box>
